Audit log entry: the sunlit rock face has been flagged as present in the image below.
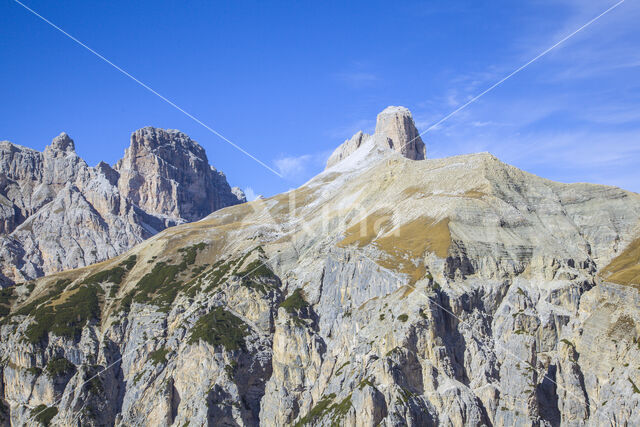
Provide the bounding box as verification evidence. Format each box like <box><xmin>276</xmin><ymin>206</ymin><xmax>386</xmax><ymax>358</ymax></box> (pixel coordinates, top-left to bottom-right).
<box><xmin>326</xmin><ymin>106</ymin><xmax>425</xmax><ymax>169</ymax></box>
<box><xmin>1</xmin><ymin>107</ymin><xmax>640</xmax><ymax>425</ymax></box>
<box><xmin>0</xmin><ymin>128</ymin><xmax>244</xmax><ymax>285</ymax></box>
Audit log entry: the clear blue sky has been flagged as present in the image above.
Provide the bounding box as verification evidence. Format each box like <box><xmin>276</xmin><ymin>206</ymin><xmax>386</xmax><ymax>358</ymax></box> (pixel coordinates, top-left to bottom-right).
<box><xmin>1</xmin><ymin>0</ymin><xmax>639</xmax><ymax>197</ymax></box>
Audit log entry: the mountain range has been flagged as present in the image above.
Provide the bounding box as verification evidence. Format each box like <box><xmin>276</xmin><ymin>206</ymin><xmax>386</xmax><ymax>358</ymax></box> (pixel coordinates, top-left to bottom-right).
<box><xmin>0</xmin><ymin>128</ymin><xmax>245</xmax><ymax>286</ymax></box>
<box><xmin>0</xmin><ymin>107</ymin><xmax>639</xmax><ymax>425</ymax></box>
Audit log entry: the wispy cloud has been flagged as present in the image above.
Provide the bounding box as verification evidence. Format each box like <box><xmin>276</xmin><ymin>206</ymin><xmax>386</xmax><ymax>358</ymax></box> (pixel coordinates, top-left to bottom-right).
<box><xmin>274</xmin><ymin>154</ymin><xmax>312</xmax><ymax>179</ymax></box>
<box><xmin>243</xmin><ymin>187</ymin><xmax>259</xmax><ymax>201</ymax></box>
<box><xmin>273</xmin><ymin>150</ymin><xmax>333</xmax><ymax>182</ymax></box>
<box><xmin>335</xmin><ymin>71</ymin><xmax>378</xmax><ymax>87</ymax></box>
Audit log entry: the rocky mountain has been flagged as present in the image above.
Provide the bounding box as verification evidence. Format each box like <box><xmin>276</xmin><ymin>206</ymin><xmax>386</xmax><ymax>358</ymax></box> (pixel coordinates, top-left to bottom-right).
<box><xmin>326</xmin><ymin>106</ymin><xmax>426</xmax><ymax>169</ymax></box>
<box><xmin>1</xmin><ymin>106</ymin><xmax>640</xmax><ymax>426</ymax></box>
<box><xmin>0</xmin><ymin>128</ymin><xmax>245</xmax><ymax>286</ymax></box>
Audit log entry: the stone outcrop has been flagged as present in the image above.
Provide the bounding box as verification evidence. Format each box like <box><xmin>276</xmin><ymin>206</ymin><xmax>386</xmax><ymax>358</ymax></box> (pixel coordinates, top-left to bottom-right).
<box><xmin>1</xmin><ymin>108</ymin><xmax>639</xmax><ymax>425</ymax></box>
<box><xmin>373</xmin><ymin>105</ymin><xmax>426</xmax><ymax>160</ymax></box>
<box><xmin>0</xmin><ymin>129</ymin><xmax>245</xmax><ymax>285</ymax></box>
<box><xmin>326</xmin><ymin>106</ymin><xmax>426</xmax><ymax>169</ymax></box>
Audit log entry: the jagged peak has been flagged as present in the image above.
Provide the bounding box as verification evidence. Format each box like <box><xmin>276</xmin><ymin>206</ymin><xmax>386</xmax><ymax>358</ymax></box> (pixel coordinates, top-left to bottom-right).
<box><xmin>128</xmin><ymin>127</ymin><xmax>205</xmax><ymax>156</ymax></box>
<box><xmin>45</xmin><ymin>132</ymin><xmax>76</xmax><ymax>156</ymax></box>
<box><xmin>325</xmin><ymin>106</ymin><xmax>426</xmax><ymax>170</ymax></box>
<box><xmin>373</xmin><ymin>105</ymin><xmax>425</xmax><ymax>160</ymax></box>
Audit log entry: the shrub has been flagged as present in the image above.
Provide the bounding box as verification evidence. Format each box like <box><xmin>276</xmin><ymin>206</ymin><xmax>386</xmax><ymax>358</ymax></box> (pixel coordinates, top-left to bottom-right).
<box><xmin>279</xmin><ymin>288</ymin><xmax>308</xmax><ymax>314</ymax></box>
<box><xmin>46</xmin><ymin>357</ymin><xmax>75</xmax><ymax>378</ymax></box>
<box><xmin>188</xmin><ymin>307</ymin><xmax>248</xmax><ymax>351</ymax></box>
<box><xmin>149</xmin><ymin>348</ymin><xmax>170</xmax><ymax>365</ymax></box>
<box><xmin>31</xmin><ymin>405</ymin><xmax>58</xmax><ymax>426</ymax></box>
<box><xmin>24</xmin><ymin>284</ymin><xmax>102</xmax><ymax>343</ymax></box>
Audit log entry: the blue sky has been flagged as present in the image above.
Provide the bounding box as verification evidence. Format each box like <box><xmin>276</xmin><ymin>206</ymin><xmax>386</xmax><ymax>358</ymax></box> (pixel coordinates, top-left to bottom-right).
<box><xmin>1</xmin><ymin>0</ymin><xmax>639</xmax><ymax>198</ymax></box>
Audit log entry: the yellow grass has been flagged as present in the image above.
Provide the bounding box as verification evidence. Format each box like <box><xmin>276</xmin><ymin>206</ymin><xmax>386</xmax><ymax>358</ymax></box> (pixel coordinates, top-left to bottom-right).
<box><xmin>268</xmin><ymin>186</ymin><xmax>316</xmax><ymax>218</ymax></box>
<box><xmin>337</xmin><ymin>210</ymin><xmax>393</xmax><ymax>248</ymax></box>
<box><xmin>338</xmin><ymin>213</ymin><xmax>451</xmax><ymax>284</ymax></box>
<box><xmin>601</xmin><ymin>237</ymin><xmax>640</xmax><ymax>287</ymax></box>
<box><xmin>376</xmin><ymin>217</ymin><xmax>451</xmax><ymax>283</ymax></box>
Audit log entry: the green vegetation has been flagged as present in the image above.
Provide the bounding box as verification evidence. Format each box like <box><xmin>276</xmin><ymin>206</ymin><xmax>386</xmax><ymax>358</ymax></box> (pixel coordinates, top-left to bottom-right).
<box><xmin>190</xmin><ymin>264</ymin><xmax>209</xmax><ymax>278</ymax></box>
<box><xmin>397</xmin><ymin>386</ymin><xmax>415</xmax><ymax>404</ymax></box>
<box><xmin>31</xmin><ymin>405</ymin><xmax>58</xmax><ymax>426</ymax></box>
<box><xmin>132</xmin><ymin>371</ymin><xmax>144</xmax><ymax>385</ymax></box>
<box><xmin>398</xmin><ymin>314</ymin><xmax>409</xmax><ymax>322</ymax></box>
<box><xmin>11</xmin><ymin>257</ymin><xmax>136</xmax><ymax>342</ymax></box>
<box><xmin>200</xmin><ymin>258</ymin><xmax>237</xmax><ymax>294</ymax></box>
<box><xmin>0</xmin><ymin>287</ymin><xmax>15</xmax><ymax>317</ymax></box>
<box><xmin>82</xmin><ymin>266</ymin><xmax>125</xmax><ymax>286</ymax></box>
<box><xmin>560</xmin><ymin>339</ymin><xmax>575</xmax><ymax>349</ymax></box>
<box><xmin>188</xmin><ymin>307</ymin><xmax>249</xmax><ymax>351</ymax></box>
<box><xmin>87</xmin><ymin>375</ymin><xmax>103</xmax><ymax>395</ymax></box>
<box><xmin>629</xmin><ymin>377</ymin><xmax>640</xmax><ymax>394</ymax></box>
<box><xmin>328</xmin><ymin>394</ymin><xmax>352</xmax><ymax>424</ymax></box>
<box><xmin>279</xmin><ymin>288</ymin><xmax>308</xmax><ymax>314</ymax></box>
<box><xmin>83</xmin><ymin>255</ymin><xmax>137</xmax><ymax>299</ymax></box>
<box><xmin>24</xmin><ymin>283</ymin><xmax>102</xmax><ymax>343</ymax></box>
<box><xmin>27</xmin><ymin>367</ymin><xmax>42</xmax><ymax>376</ymax></box>
<box><xmin>294</xmin><ymin>393</ymin><xmax>336</xmax><ymax>427</ymax></box>
<box><xmin>12</xmin><ymin>279</ymin><xmax>71</xmax><ymax>318</ymax></box>
<box><xmin>184</xmin><ymin>247</ymin><xmax>276</xmax><ymax>298</ymax></box>
<box><xmin>335</xmin><ymin>361</ymin><xmax>350</xmax><ymax>376</ymax></box>
<box><xmin>279</xmin><ymin>288</ymin><xmax>308</xmax><ymax>326</ymax></box>
<box><xmin>358</xmin><ymin>376</ymin><xmax>375</xmax><ymax>390</ymax></box>
<box><xmin>121</xmin><ymin>244</ymin><xmax>206</xmax><ymax>312</ymax></box>
<box><xmin>225</xmin><ymin>361</ymin><xmax>238</xmax><ymax>378</ymax></box>
<box><xmin>132</xmin><ymin>262</ymin><xmax>185</xmax><ymax>309</ymax></box>
<box><xmin>120</xmin><ymin>255</ymin><xmax>137</xmax><ymax>270</ymax></box>
<box><xmin>45</xmin><ymin>357</ymin><xmax>75</xmax><ymax>378</ymax></box>
<box><xmin>178</xmin><ymin>243</ymin><xmax>206</xmax><ymax>266</ymax></box>
<box><xmin>386</xmin><ymin>346</ymin><xmax>402</xmax><ymax>358</ymax></box>
<box><xmin>294</xmin><ymin>393</ymin><xmax>353</xmax><ymax>426</ymax></box>
<box><xmin>149</xmin><ymin>348</ymin><xmax>170</xmax><ymax>365</ymax></box>
<box><xmin>237</xmin><ymin>259</ymin><xmax>279</xmax><ymax>294</ymax></box>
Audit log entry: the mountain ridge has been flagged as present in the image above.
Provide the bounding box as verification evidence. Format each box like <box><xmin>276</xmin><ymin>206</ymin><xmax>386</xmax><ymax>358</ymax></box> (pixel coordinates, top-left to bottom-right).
<box><xmin>0</xmin><ymin>128</ymin><xmax>245</xmax><ymax>285</ymax></box>
<box><xmin>0</xmin><ymin>107</ymin><xmax>639</xmax><ymax>425</ymax></box>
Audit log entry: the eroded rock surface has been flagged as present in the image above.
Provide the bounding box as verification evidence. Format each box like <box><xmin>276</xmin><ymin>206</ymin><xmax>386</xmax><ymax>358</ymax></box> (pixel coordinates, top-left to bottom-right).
<box><xmin>0</xmin><ymin>107</ymin><xmax>639</xmax><ymax>426</ymax></box>
<box><xmin>326</xmin><ymin>106</ymin><xmax>425</xmax><ymax>169</ymax></box>
<box><xmin>0</xmin><ymin>129</ymin><xmax>245</xmax><ymax>285</ymax></box>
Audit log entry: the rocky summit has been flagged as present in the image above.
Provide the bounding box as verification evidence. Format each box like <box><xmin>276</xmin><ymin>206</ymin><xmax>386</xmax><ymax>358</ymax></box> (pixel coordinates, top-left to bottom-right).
<box><xmin>0</xmin><ymin>129</ymin><xmax>245</xmax><ymax>285</ymax></box>
<box><xmin>0</xmin><ymin>106</ymin><xmax>640</xmax><ymax>426</ymax></box>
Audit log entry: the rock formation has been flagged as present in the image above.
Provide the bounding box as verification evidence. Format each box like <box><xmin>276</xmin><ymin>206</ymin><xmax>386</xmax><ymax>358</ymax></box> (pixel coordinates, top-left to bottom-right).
<box><xmin>0</xmin><ymin>107</ymin><xmax>639</xmax><ymax>426</ymax></box>
<box><xmin>326</xmin><ymin>106</ymin><xmax>426</xmax><ymax>169</ymax></box>
<box><xmin>0</xmin><ymin>129</ymin><xmax>245</xmax><ymax>285</ymax></box>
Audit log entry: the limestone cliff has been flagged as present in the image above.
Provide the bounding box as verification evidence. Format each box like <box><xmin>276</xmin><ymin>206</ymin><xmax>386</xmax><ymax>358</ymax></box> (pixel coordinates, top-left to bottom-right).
<box><xmin>0</xmin><ymin>129</ymin><xmax>245</xmax><ymax>285</ymax></box>
<box><xmin>0</xmin><ymin>108</ymin><xmax>639</xmax><ymax>426</ymax></box>
<box><xmin>326</xmin><ymin>106</ymin><xmax>426</xmax><ymax>169</ymax></box>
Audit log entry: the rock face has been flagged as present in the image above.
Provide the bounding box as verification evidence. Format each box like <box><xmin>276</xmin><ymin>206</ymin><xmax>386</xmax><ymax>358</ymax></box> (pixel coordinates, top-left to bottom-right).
<box><xmin>0</xmin><ymin>129</ymin><xmax>245</xmax><ymax>285</ymax></box>
<box><xmin>115</xmin><ymin>128</ymin><xmax>241</xmax><ymax>222</ymax></box>
<box><xmin>1</xmin><ymin>107</ymin><xmax>640</xmax><ymax>426</ymax></box>
<box><xmin>326</xmin><ymin>106</ymin><xmax>425</xmax><ymax>169</ymax></box>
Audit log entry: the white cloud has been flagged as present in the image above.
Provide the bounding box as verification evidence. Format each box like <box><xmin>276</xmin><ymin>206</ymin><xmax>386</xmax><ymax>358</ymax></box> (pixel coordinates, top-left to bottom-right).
<box><xmin>243</xmin><ymin>187</ymin><xmax>259</xmax><ymax>201</ymax></box>
<box><xmin>274</xmin><ymin>154</ymin><xmax>313</xmax><ymax>179</ymax></box>
<box><xmin>335</xmin><ymin>71</ymin><xmax>378</xmax><ymax>88</ymax></box>
<box><xmin>273</xmin><ymin>150</ymin><xmax>335</xmax><ymax>183</ymax></box>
